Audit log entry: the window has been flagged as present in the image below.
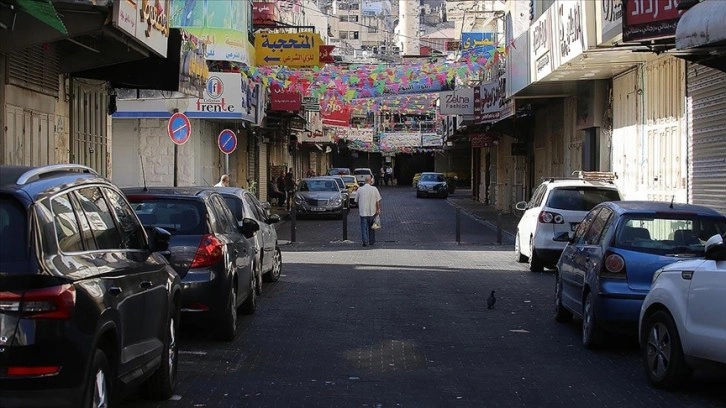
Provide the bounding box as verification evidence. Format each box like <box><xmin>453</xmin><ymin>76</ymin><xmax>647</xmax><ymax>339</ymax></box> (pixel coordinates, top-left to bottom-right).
<box><xmin>528</xmin><ymin>185</ymin><xmax>545</xmax><ymax>209</ymax></box>
<box><xmin>340</xmin><ymin>15</ymin><xmax>359</xmax><ymax>22</ymax></box>
<box><xmin>126</xmin><ymin>198</ymin><xmax>206</xmax><ymax>235</ymax></box>
<box><xmin>74</xmin><ymin>187</ymin><xmax>123</xmax><ymax>250</ymax></box>
<box><xmin>103</xmin><ymin>188</ymin><xmax>146</xmax><ymax>250</ymax></box>
<box><xmin>340</xmin><ymin>31</ymin><xmax>348</xmax><ymax>39</ymax></box>
<box><xmin>210</xmin><ymin>195</ymin><xmax>238</xmax><ymax>234</ymax></box>
<box><xmin>546</xmin><ymin>187</ymin><xmax>621</xmax><ymax>212</ymax></box>
<box><xmin>243</xmin><ymin>193</ymin><xmax>267</xmax><ymax>221</ymax></box>
<box><xmin>52</xmin><ymin>194</ymin><xmax>83</xmax><ymax>252</ymax></box>
<box><xmin>223</xmin><ymin>195</ymin><xmax>247</xmax><ymax>222</ymax></box>
<box><xmin>352</xmin><ymin>31</ymin><xmax>360</xmax><ymax>39</ymax></box>
<box><xmin>573</xmin><ymin>208</ymin><xmax>601</xmax><ymax>245</ymax></box>
<box><xmin>583</xmin><ymin>207</ymin><xmax>613</xmax><ymax>245</ymax></box>
<box><xmin>368</xmin><ymin>26</ymin><xmax>377</xmax><ymax>33</ymax></box>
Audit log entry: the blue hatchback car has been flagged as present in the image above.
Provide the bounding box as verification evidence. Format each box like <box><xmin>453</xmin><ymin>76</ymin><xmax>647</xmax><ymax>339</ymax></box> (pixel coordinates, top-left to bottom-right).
<box><xmin>553</xmin><ymin>201</ymin><xmax>726</xmax><ymax>349</ymax></box>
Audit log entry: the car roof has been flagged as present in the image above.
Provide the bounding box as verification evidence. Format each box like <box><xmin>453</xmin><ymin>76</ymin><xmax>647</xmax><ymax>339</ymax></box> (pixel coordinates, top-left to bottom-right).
<box><xmin>604</xmin><ymin>201</ymin><xmax>725</xmax><ymax>217</ymax></box>
<box><xmin>122</xmin><ymin>186</ymin><xmax>217</xmax><ymax>199</ymax></box>
<box><xmin>421</xmin><ymin>172</ymin><xmax>444</xmax><ymax>175</ymax></box>
<box><xmin>543</xmin><ymin>179</ymin><xmax>619</xmax><ymax>189</ymax></box>
<box><xmin>0</xmin><ymin>165</ymin><xmax>110</xmax><ymax>202</ymax></box>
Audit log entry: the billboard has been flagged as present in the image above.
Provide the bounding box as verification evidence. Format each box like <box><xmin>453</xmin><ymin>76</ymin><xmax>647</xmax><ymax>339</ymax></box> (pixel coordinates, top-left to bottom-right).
<box><xmin>255</xmin><ymin>32</ymin><xmax>322</xmax><ymax>67</ymax></box>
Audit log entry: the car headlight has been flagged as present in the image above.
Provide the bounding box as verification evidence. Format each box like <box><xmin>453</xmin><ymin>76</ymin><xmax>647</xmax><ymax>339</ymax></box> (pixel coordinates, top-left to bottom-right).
<box><xmin>294</xmin><ymin>194</ymin><xmax>304</xmax><ymax>205</ymax></box>
<box><xmin>418</xmin><ymin>184</ymin><xmax>425</xmax><ymax>190</ymax></box>
<box><xmin>330</xmin><ymin>196</ymin><xmax>342</xmax><ymax>205</ymax></box>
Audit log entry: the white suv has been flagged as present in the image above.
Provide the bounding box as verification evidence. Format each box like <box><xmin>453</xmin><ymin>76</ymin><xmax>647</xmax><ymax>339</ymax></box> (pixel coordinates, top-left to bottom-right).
<box><xmin>639</xmin><ymin>234</ymin><xmax>726</xmax><ymax>389</ymax></box>
<box><xmin>514</xmin><ymin>172</ymin><xmax>622</xmax><ymax>271</ymax></box>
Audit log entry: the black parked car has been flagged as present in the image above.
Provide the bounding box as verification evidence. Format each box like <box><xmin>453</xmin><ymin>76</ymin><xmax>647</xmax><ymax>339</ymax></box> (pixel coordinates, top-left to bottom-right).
<box><xmin>216</xmin><ymin>187</ymin><xmax>283</xmax><ymax>286</ymax></box>
<box><xmin>123</xmin><ymin>187</ymin><xmax>259</xmax><ymax>341</ymax></box>
<box><xmin>0</xmin><ymin>165</ymin><xmax>181</xmax><ymax>408</ymax></box>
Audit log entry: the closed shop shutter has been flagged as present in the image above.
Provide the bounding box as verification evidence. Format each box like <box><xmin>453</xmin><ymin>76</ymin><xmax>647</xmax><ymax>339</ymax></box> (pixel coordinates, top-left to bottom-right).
<box><xmin>687</xmin><ymin>63</ymin><xmax>726</xmax><ymax>215</ymax></box>
<box><xmin>248</xmin><ymin>134</ymin><xmax>258</xmax><ymax>194</ymax></box>
<box><xmin>70</xmin><ymin>79</ymin><xmax>108</xmax><ymax>176</ymax></box>
<box><xmin>7</xmin><ymin>44</ymin><xmax>60</xmax><ymax>97</ymax></box>
<box><xmin>259</xmin><ymin>143</ymin><xmax>268</xmax><ymax>201</ymax></box>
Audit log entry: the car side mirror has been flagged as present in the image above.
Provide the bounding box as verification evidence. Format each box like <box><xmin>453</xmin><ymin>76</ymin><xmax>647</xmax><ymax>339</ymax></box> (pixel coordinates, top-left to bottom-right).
<box><xmin>515</xmin><ymin>201</ymin><xmax>528</xmax><ymax>211</ymax></box>
<box><xmin>238</xmin><ymin>218</ymin><xmax>260</xmax><ymax>238</ymax></box>
<box><xmin>705</xmin><ymin>234</ymin><xmax>726</xmax><ymax>261</ymax></box>
<box><xmin>145</xmin><ymin>226</ymin><xmax>171</xmax><ymax>254</ymax></box>
<box><xmin>553</xmin><ymin>231</ymin><xmax>572</xmax><ymax>243</ymax></box>
<box><xmin>267</xmin><ymin>214</ymin><xmax>281</xmax><ymax>224</ymax></box>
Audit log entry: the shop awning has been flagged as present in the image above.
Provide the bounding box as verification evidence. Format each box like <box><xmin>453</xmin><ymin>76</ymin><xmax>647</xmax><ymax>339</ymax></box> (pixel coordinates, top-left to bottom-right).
<box><xmin>15</xmin><ymin>0</ymin><xmax>67</xmax><ymax>34</ymax></box>
<box><xmin>674</xmin><ymin>0</ymin><xmax>726</xmax><ymax>72</ymax></box>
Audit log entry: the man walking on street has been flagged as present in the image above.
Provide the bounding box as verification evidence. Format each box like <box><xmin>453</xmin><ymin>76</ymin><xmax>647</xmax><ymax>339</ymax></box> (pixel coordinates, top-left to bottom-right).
<box><xmin>284</xmin><ymin>167</ymin><xmax>297</xmax><ymax>211</ymax></box>
<box><xmin>356</xmin><ymin>175</ymin><xmax>381</xmax><ymax>247</ymax></box>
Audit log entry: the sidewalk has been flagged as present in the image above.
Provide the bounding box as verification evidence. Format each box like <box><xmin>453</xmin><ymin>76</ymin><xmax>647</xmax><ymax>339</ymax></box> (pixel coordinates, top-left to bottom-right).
<box><xmin>447</xmin><ymin>189</ymin><xmax>520</xmax><ymax>244</ymax></box>
<box><xmin>267</xmin><ymin>188</ymin><xmax>521</xmax><ymax>245</ymax></box>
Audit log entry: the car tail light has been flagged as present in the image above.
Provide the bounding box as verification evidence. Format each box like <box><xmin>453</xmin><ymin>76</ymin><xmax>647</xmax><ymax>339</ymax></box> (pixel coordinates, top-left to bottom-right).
<box><xmin>7</xmin><ymin>366</ymin><xmax>61</xmax><ymax>377</ymax></box>
<box><xmin>0</xmin><ymin>284</ymin><xmax>76</xmax><ymax>320</ymax></box>
<box><xmin>538</xmin><ymin>211</ymin><xmax>564</xmax><ymax>224</ymax></box>
<box><xmin>601</xmin><ymin>251</ymin><xmax>626</xmax><ymax>278</ymax></box>
<box><xmin>190</xmin><ymin>234</ymin><xmax>224</xmax><ymax>268</ymax></box>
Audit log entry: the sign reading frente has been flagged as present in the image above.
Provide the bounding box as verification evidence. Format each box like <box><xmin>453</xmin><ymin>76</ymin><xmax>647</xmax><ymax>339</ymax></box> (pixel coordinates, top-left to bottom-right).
<box><xmin>255</xmin><ymin>32</ymin><xmax>322</xmax><ymax>67</ymax></box>
<box><xmin>622</xmin><ymin>0</ymin><xmax>683</xmax><ymax>42</ymax></box>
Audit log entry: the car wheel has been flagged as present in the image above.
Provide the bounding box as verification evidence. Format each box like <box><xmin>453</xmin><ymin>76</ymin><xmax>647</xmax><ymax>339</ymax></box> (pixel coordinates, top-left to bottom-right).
<box><xmin>582</xmin><ymin>292</ymin><xmax>604</xmax><ymax>349</ymax></box>
<box><xmin>554</xmin><ymin>274</ymin><xmax>573</xmax><ymax>323</ymax></box>
<box><xmin>84</xmin><ymin>349</ymin><xmax>111</xmax><ymax>408</ymax></box>
<box><xmin>529</xmin><ymin>239</ymin><xmax>544</xmax><ymax>272</ymax></box>
<box><xmin>264</xmin><ymin>247</ymin><xmax>282</xmax><ymax>282</ymax></box>
<box><xmin>217</xmin><ymin>285</ymin><xmax>237</xmax><ymax>341</ymax></box>
<box><xmin>142</xmin><ymin>306</ymin><xmax>179</xmax><ymax>399</ymax></box>
<box><xmin>241</xmin><ymin>273</ymin><xmax>257</xmax><ymax>315</ymax></box>
<box><xmin>642</xmin><ymin>310</ymin><xmax>693</xmax><ymax>389</ymax></box>
<box><xmin>514</xmin><ymin>233</ymin><xmax>527</xmax><ymax>263</ymax></box>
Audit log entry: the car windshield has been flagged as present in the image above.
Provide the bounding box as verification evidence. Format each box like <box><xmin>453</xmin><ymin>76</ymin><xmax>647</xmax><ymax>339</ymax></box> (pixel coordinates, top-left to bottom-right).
<box><xmin>546</xmin><ymin>187</ymin><xmax>620</xmax><ymax>211</ymax></box>
<box><xmin>0</xmin><ymin>196</ymin><xmax>28</xmax><ymax>263</ymax></box>
<box><xmin>354</xmin><ymin>169</ymin><xmax>372</xmax><ymax>175</ymax></box>
<box><xmin>328</xmin><ymin>168</ymin><xmax>350</xmax><ymax>175</ymax></box>
<box><xmin>342</xmin><ymin>176</ymin><xmax>356</xmax><ymax>184</ymax></box>
<box><xmin>421</xmin><ymin>174</ymin><xmax>445</xmax><ymax>182</ymax></box>
<box><xmin>126</xmin><ymin>198</ymin><xmax>206</xmax><ymax>235</ymax></box>
<box><xmin>615</xmin><ymin>214</ymin><xmax>726</xmax><ymax>256</ymax></box>
<box><xmin>299</xmin><ymin>180</ymin><xmax>339</xmax><ymax>192</ymax></box>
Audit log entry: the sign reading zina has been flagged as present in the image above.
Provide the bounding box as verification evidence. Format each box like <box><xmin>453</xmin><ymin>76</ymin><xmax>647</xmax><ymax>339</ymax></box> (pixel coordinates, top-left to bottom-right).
<box><xmin>255</xmin><ymin>32</ymin><xmax>322</xmax><ymax>67</ymax></box>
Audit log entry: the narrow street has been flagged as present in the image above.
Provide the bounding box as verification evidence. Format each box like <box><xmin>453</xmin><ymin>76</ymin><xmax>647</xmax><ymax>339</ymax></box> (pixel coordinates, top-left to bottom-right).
<box><xmin>123</xmin><ymin>187</ymin><xmax>726</xmax><ymax>407</ymax></box>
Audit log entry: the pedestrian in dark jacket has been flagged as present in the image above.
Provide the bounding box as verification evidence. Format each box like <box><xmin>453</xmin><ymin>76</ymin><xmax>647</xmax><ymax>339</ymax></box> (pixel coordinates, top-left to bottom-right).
<box><xmin>284</xmin><ymin>168</ymin><xmax>297</xmax><ymax>211</ymax></box>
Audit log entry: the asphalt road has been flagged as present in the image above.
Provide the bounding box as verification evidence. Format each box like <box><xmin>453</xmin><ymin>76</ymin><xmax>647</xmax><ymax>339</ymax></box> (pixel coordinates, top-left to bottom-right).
<box><xmin>122</xmin><ymin>187</ymin><xmax>726</xmax><ymax>407</ymax></box>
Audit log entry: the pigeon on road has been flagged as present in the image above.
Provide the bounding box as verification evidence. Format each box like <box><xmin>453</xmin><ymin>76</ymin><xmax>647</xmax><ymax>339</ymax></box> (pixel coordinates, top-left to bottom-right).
<box><xmin>487</xmin><ymin>290</ymin><xmax>496</xmax><ymax>309</ymax></box>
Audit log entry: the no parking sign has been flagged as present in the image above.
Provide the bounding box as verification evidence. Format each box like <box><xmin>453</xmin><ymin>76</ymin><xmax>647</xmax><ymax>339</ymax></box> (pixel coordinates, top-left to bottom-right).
<box><xmin>218</xmin><ymin>129</ymin><xmax>237</xmax><ymax>154</ymax></box>
<box><xmin>167</xmin><ymin>112</ymin><xmax>191</xmax><ymax>145</ymax></box>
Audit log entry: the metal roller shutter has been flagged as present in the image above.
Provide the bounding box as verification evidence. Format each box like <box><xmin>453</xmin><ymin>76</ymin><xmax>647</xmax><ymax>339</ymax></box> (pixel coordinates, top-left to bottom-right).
<box><xmin>7</xmin><ymin>44</ymin><xmax>59</xmax><ymax>97</ymax></box>
<box><xmin>687</xmin><ymin>63</ymin><xmax>726</xmax><ymax>215</ymax></box>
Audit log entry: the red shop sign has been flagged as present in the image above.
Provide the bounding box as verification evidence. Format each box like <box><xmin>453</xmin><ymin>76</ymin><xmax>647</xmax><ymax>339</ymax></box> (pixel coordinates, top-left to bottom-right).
<box><xmin>269</xmin><ymin>83</ymin><xmax>301</xmax><ymax>111</ymax></box>
<box><xmin>321</xmin><ymin>100</ymin><xmax>350</xmax><ymax>126</ymax></box>
<box><xmin>622</xmin><ymin>0</ymin><xmax>683</xmax><ymax>42</ymax></box>
<box><xmin>319</xmin><ymin>45</ymin><xmax>335</xmax><ymax>64</ymax></box>
<box><xmin>253</xmin><ymin>2</ymin><xmax>277</xmax><ymax>27</ymax></box>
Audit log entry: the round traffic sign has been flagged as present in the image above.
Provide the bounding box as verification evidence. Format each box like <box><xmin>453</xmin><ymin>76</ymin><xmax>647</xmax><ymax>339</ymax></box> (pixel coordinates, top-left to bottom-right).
<box><xmin>218</xmin><ymin>129</ymin><xmax>237</xmax><ymax>154</ymax></box>
<box><xmin>168</xmin><ymin>112</ymin><xmax>191</xmax><ymax>145</ymax></box>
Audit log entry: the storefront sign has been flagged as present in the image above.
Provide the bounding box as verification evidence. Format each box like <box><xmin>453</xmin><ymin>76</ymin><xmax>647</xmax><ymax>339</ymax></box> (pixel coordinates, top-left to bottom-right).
<box><xmin>470</xmin><ymin>133</ymin><xmax>499</xmax><ymax>148</ymax></box>
<box><xmin>302</xmin><ymin>96</ymin><xmax>320</xmax><ymax>111</ymax></box>
<box><xmin>297</xmin><ymin>112</ymin><xmax>325</xmax><ymax>143</ymax></box>
<box><xmin>253</xmin><ymin>2</ymin><xmax>277</xmax><ymax>27</ymax></box>
<box><xmin>439</xmin><ymin>88</ymin><xmax>475</xmax><ymax>115</ymax></box>
<box><xmin>461</xmin><ymin>32</ymin><xmax>495</xmax><ymax>50</ymax></box>
<box><xmin>240</xmin><ymin>73</ymin><xmax>260</xmax><ymax>123</ymax></box>
<box><xmin>178</xmin><ymin>30</ymin><xmax>208</xmax><ymax>98</ymax></box>
<box><xmin>321</xmin><ymin>101</ymin><xmax>351</xmax><ymax>127</ymax></box>
<box><xmin>622</xmin><ymin>0</ymin><xmax>683</xmax><ymax>42</ymax></box>
<box><xmin>531</xmin><ymin>7</ymin><xmax>554</xmax><ymax>82</ymax></box>
<box><xmin>319</xmin><ymin>45</ymin><xmax>335</xmax><ymax>64</ymax></box>
<box><xmin>328</xmin><ymin>126</ymin><xmax>375</xmax><ymax>143</ymax></box>
<box><xmin>269</xmin><ymin>83</ymin><xmax>301</xmax><ymax>111</ymax></box>
<box><xmin>556</xmin><ymin>0</ymin><xmax>585</xmax><ymax>67</ymax></box>
<box><xmin>599</xmin><ymin>0</ymin><xmax>623</xmax><ymax>44</ymax></box>
<box><xmin>113</xmin><ymin>0</ymin><xmax>170</xmax><ymax>57</ymax></box>
<box><xmin>381</xmin><ymin>132</ymin><xmax>421</xmax><ymax>147</ymax></box>
<box><xmin>505</xmin><ymin>23</ymin><xmax>530</xmax><ymax>98</ymax></box>
<box><xmin>190</xmin><ymin>73</ymin><xmax>244</xmax><ymax>118</ymax></box>
<box><xmin>421</xmin><ymin>133</ymin><xmax>443</xmax><ymax>147</ymax></box>
<box><xmin>255</xmin><ymin>32</ymin><xmax>321</xmax><ymax>67</ymax></box>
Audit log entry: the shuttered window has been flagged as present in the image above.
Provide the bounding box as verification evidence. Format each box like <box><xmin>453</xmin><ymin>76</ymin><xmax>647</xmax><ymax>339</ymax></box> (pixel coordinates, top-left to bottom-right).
<box><xmin>7</xmin><ymin>44</ymin><xmax>60</xmax><ymax>97</ymax></box>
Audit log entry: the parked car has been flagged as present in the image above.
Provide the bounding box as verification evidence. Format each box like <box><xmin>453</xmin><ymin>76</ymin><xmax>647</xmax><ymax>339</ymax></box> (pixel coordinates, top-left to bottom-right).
<box><xmin>341</xmin><ymin>175</ymin><xmax>359</xmax><ymax>207</ymax></box>
<box><xmin>0</xmin><ymin>165</ymin><xmax>182</xmax><ymax>407</ymax></box>
<box><xmin>327</xmin><ymin>167</ymin><xmax>351</xmax><ymax>176</ymax></box>
<box><xmin>415</xmin><ymin>172</ymin><xmax>449</xmax><ymax>199</ymax></box>
<box><xmin>553</xmin><ymin>201</ymin><xmax>726</xmax><ymax>349</ymax></box>
<box><xmin>123</xmin><ymin>187</ymin><xmax>260</xmax><ymax>341</ymax></box>
<box><xmin>639</xmin><ymin>233</ymin><xmax>726</xmax><ymax>389</ymax></box>
<box><xmin>216</xmin><ymin>187</ymin><xmax>283</xmax><ymax>285</ymax></box>
<box><xmin>293</xmin><ymin>178</ymin><xmax>346</xmax><ymax>219</ymax></box>
<box><xmin>353</xmin><ymin>168</ymin><xmax>374</xmax><ymax>186</ymax></box>
<box><xmin>515</xmin><ymin>172</ymin><xmax>622</xmax><ymax>271</ymax></box>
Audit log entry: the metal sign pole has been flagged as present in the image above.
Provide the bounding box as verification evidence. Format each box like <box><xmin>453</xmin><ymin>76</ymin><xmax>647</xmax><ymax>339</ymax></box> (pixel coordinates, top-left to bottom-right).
<box><xmin>342</xmin><ymin>200</ymin><xmax>348</xmax><ymax>241</ymax></box>
<box><xmin>174</xmin><ymin>144</ymin><xmax>178</xmax><ymax>187</ymax></box>
<box><xmin>225</xmin><ymin>153</ymin><xmax>229</xmax><ymax>176</ymax></box>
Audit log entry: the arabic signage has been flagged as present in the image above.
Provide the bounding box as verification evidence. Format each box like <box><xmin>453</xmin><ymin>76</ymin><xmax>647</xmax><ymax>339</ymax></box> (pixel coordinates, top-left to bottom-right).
<box><xmin>461</xmin><ymin>32</ymin><xmax>495</xmax><ymax>50</ymax></box>
<box><xmin>255</xmin><ymin>32</ymin><xmax>321</xmax><ymax>67</ymax></box>
<box><xmin>439</xmin><ymin>88</ymin><xmax>475</xmax><ymax>115</ymax></box>
<box><xmin>421</xmin><ymin>133</ymin><xmax>443</xmax><ymax>147</ymax></box>
<box><xmin>328</xmin><ymin>126</ymin><xmax>375</xmax><ymax>143</ymax></box>
<box><xmin>113</xmin><ymin>0</ymin><xmax>170</xmax><ymax>57</ymax></box>
<box><xmin>530</xmin><ymin>7</ymin><xmax>554</xmax><ymax>82</ymax></box>
<box><xmin>170</xmin><ymin>0</ymin><xmax>255</xmax><ymax>64</ymax></box>
<box><xmin>470</xmin><ymin>133</ymin><xmax>500</xmax><ymax>148</ymax></box>
<box><xmin>445</xmin><ymin>41</ymin><xmax>460</xmax><ymax>51</ymax></box>
<box><xmin>622</xmin><ymin>0</ymin><xmax>683</xmax><ymax>42</ymax></box>
<box><xmin>599</xmin><ymin>0</ymin><xmax>623</xmax><ymax>44</ymax></box>
<box><xmin>319</xmin><ymin>45</ymin><xmax>335</xmax><ymax>64</ymax></box>
<box><xmin>269</xmin><ymin>83</ymin><xmax>301</xmax><ymax>111</ymax></box>
<box><xmin>555</xmin><ymin>0</ymin><xmax>586</xmax><ymax>67</ymax></box>
<box><xmin>302</xmin><ymin>96</ymin><xmax>320</xmax><ymax>111</ymax></box>
<box><xmin>381</xmin><ymin>132</ymin><xmax>422</xmax><ymax>148</ymax></box>
<box><xmin>178</xmin><ymin>30</ymin><xmax>208</xmax><ymax>99</ymax></box>
<box><xmin>252</xmin><ymin>2</ymin><xmax>277</xmax><ymax>27</ymax></box>
<box><xmin>297</xmin><ymin>112</ymin><xmax>325</xmax><ymax>142</ymax></box>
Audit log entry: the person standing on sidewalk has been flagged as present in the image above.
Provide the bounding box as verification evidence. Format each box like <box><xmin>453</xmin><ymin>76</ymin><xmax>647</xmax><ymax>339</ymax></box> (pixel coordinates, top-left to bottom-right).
<box><xmin>356</xmin><ymin>175</ymin><xmax>381</xmax><ymax>247</ymax></box>
<box><xmin>284</xmin><ymin>167</ymin><xmax>297</xmax><ymax>211</ymax></box>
